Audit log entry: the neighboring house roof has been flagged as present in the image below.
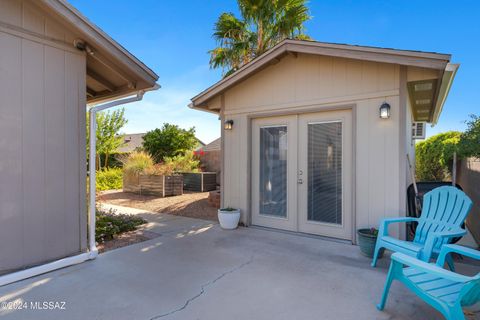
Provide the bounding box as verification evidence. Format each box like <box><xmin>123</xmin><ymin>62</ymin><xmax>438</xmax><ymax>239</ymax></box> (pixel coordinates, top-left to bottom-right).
<box><xmin>117</xmin><ymin>133</ymin><xmax>145</xmax><ymax>153</ymax></box>
<box><xmin>118</xmin><ymin>133</ymin><xmax>207</xmax><ymax>153</ymax></box>
<box><xmin>196</xmin><ymin>139</ymin><xmax>207</xmax><ymax>148</ymax></box>
<box><xmin>201</xmin><ymin>138</ymin><xmax>221</xmax><ymax>152</ymax></box>
<box><xmin>32</xmin><ymin>0</ymin><xmax>159</xmax><ymax>104</ymax></box>
<box><xmin>190</xmin><ymin>39</ymin><xmax>458</xmax><ymax>124</ymax></box>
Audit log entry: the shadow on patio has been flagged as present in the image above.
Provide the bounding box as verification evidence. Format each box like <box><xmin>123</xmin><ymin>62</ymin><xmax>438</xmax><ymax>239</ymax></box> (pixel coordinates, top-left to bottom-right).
<box><xmin>0</xmin><ymin>209</ymin><xmax>478</xmax><ymax>320</ymax></box>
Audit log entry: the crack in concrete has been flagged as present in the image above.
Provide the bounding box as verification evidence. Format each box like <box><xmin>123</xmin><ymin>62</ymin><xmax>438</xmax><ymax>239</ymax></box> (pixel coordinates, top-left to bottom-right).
<box><xmin>149</xmin><ymin>255</ymin><xmax>254</xmax><ymax>319</ymax></box>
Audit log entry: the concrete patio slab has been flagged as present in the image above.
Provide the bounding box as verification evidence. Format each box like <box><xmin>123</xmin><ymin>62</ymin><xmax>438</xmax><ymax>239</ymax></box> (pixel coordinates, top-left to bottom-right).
<box><xmin>0</xmin><ymin>206</ymin><xmax>478</xmax><ymax>320</ymax></box>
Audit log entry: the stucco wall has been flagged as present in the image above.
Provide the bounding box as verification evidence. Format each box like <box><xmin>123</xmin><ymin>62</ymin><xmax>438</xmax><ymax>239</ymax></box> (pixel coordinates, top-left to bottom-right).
<box><xmin>0</xmin><ymin>0</ymin><xmax>87</xmax><ymax>272</ymax></box>
<box><xmin>219</xmin><ymin>53</ymin><xmax>421</xmax><ymax>241</ymax></box>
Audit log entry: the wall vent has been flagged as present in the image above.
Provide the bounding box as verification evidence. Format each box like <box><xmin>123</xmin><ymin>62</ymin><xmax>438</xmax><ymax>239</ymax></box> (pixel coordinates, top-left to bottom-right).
<box><xmin>412</xmin><ymin>122</ymin><xmax>426</xmax><ymax>140</ymax></box>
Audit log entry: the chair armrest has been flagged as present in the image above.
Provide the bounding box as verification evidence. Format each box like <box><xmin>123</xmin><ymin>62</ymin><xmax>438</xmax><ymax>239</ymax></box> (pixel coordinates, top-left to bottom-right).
<box><xmin>392</xmin><ymin>252</ymin><xmax>473</xmax><ymax>283</ymax></box>
<box><xmin>437</xmin><ymin>244</ymin><xmax>480</xmax><ymax>267</ymax></box>
<box><xmin>378</xmin><ymin>217</ymin><xmax>418</xmax><ymax>237</ymax></box>
<box><xmin>422</xmin><ymin>229</ymin><xmax>467</xmax><ymax>261</ymax></box>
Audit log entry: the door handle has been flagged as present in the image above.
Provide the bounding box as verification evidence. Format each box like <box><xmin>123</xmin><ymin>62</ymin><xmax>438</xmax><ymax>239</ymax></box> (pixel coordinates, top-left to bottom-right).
<box><xmin>297</xmin><ymin>179</ymin><xmax>303</xmax><ymax>184</ymax></box>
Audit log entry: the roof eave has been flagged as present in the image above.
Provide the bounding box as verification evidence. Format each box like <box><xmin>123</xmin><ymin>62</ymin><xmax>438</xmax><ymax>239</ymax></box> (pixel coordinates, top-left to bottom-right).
<box><xmin>41</xmin><ymin>0</ymin><xmax>159</xmax><ymax>85</ymax></box>
<box><xmin>431</xmin><ymin>63</ymin><xmax>460</xmax><ymax>126</ymax></box>
<box><xmin>188</xmin><ymin>102</ymin><xmax>220</xmax><ymax>115</ymax></box>
<box><xmin>191</xmin><ymin>39</ymin><xmax>452</xmax><ymax>109</ymax></box>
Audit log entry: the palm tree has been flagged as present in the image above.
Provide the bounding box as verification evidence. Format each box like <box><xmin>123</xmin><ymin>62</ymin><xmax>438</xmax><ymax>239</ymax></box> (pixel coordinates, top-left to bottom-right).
<box><xmin>209</xmin><ymin>0</ymin><xmax>311</xmax><ymax>76</ymax></box>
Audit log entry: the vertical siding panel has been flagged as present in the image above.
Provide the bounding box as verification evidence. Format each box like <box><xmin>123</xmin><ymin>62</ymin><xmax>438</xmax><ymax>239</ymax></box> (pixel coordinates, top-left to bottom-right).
<box><xmin>378</xmin><ymin>63</ymin><xmax>396</xmax><ymax>91</ymax></box>
<box><xmin>355</xmin><ymin>102</ymin><xmax>370</xmax><ymax>230</ymax></box>
<box><xmin>317</xmin><ymin>56</ymin><xmax>334</xmax><ymax>98</ymax></box>
<box><xmin>0</xmin><ymin>33</ymin><xmax>24</xmax><ymax>271</ymax></box>
<box><xmin>77</xmin><ymin>54</ymin><xmax>87</xmax><ymax>251</ymax></box>
<box><xmin>238</xmin><ymin>115</ymin><xmax>249</xmax><ymax>219</ymax></box>
<box><xmin>271</xmin><ymin>56</ymin><xmax>295</xmax><ymax>105</ymax></box>
<box><xmin>22</xmin><ymin>1</ymin><xmax>45</xmax><ymax>34</ymax></box>
<box><xmin>385</xmin><ymin>97</ymin><xmax>401</xmax><ymax>237</ymax></box>
<box><xmin>0</xmin><ymin>0</ymin><xmax>22</xmax><ymax>26</ymax></box>
<box><xmin>332</xmin><ymin>57</ymin><xmax>347</xmax><ymax>97</ymax></box>
<box><xmin>346</xmin><ymin>60</ymin><xmax>362</xmax><ymax>95</ymax></box>
<box><xmin>223</xmin><ymin>125</ymin><xmax>234</xmax><ymax>207</ymax></box>
<box><xmin>44</xmin><ymin>18</ymin><xmax>65</xmax><ymax>41</ymax></box>
<box><xmin>1</xmin><ymin>1</ymin><xmax>87</xmax><ymax>270</ymax></box>
<box><xmin>367</xmin><ymin>98</ymin><xmax>386</xmax><ymax>228</ymax></box>
<box><xmin>295</xmin><ymin>54</ymin><xmax>317</xmax><ymax>102</ymax></box>
<box><xmin>22</xmin><ymin>39</ymin><xmax>46</xmax><ymax>266</ymax></box>
<box><xmin>44</xmin><ymin>46</ymin><xmax>66</xmax><ymax>260</ymax></box>
<box><xmin>64</xmin><ymin>52</ymin><xmax>81</xmax><ymax>253</ymax></box>
<box><xmin>361</xmin><ymin>61</ymin><xmax>378</xmax><ymax>94</ymax></box>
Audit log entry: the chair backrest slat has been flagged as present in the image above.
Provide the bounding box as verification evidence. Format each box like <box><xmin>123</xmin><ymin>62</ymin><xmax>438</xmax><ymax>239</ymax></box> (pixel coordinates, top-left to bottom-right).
<box><xmin>413</xmin><ymin>186</ymin><xmax>473</xmax><ymax>249</ymax></box>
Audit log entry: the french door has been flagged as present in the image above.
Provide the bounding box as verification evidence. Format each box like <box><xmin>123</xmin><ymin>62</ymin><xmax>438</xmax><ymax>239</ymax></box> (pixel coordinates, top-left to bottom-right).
<box><xmin>251</xmin><ymin>110</ymin><xmax>352</xmax><ymax>240</ymax></box>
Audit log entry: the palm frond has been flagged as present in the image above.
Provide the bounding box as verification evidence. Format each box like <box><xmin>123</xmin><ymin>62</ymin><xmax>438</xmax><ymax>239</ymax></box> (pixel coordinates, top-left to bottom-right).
<box><xmin>209</xmin><ymin>0</ymin><xmax>312</xmax><ymax>73</ymax></box>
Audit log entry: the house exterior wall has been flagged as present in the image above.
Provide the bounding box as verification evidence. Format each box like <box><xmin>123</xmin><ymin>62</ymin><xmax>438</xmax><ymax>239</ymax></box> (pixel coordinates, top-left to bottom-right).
<box><xmin>0</xmin><ymin>0</ymin><xmax>87</xmax><ymax>272</ymax></box>
<box><xmin>219</xmin><ymin>53</ymin><xmax>414</xmax><ymax>241</ymax></box>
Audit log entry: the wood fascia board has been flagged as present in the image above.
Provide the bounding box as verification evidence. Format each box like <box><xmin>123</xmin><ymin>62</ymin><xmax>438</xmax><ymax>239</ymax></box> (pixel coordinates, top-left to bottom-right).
<box><xmin>286</xmin><ymin>42</ymin><xmax>449</xmax><ymax>70</ymax></box>
<box><xmin>431</xmin><ymin>63</ymin><xmax>459</xmax><ymax>126</ymax></box>
<box><xmin>284</xmin><ymin>40</ymin><xmax>451</xmax><ymax>61</ymax></box>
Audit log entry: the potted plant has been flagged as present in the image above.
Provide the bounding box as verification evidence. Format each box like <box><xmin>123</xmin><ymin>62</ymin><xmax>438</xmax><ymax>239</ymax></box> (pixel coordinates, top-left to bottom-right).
<box><xmin>357</xmin><ymin>227</ymin><xmax>383</xmax><ymax>258</ymax></box>
<box><xmin>218</xmin><ymin>207</ymin><xmax>241</xmax><ymax>230</ymax></box>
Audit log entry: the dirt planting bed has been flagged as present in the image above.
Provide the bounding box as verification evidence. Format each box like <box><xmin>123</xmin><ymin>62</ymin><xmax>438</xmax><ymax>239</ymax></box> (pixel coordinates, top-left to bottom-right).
<box><xmin>99</xmin><ymin>190</ymin><xmax>218</xmax><ymax>221</ymax></box>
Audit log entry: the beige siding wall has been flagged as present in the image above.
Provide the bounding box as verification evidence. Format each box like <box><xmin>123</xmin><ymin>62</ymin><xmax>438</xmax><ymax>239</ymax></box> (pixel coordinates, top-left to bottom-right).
<box><xmin>221</xmin><ymin>54</ymin><xmax>411</xmax><ymax>239</ymax></box>
<box><xmin>0</xmin><ymin>0</ymin><xmax>87</xmax><ymax>272</ymax></box>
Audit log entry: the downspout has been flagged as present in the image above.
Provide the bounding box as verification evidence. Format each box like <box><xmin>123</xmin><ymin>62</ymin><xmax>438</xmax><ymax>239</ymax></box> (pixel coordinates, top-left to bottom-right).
<box><xmin>88</xmin><ymin>84</ymin><xmax>159</xmax><ymax>257</ymax></box>
<box><xmin>0</xmin><ymin>85</ymin><xmax>159</xmax><ymax>287</ymax></box>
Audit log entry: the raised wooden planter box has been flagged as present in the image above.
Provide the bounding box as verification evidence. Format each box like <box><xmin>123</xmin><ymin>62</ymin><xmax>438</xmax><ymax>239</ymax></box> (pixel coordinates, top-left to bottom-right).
<box><xmin>182</xmin><ymin>172</ymin><xmax>217</xmax><ymax>192</ymax></box>
<box><xmin>123</xmin><ymin>173</ymin><xmax>183</xmax><ymax>197</ymax></box>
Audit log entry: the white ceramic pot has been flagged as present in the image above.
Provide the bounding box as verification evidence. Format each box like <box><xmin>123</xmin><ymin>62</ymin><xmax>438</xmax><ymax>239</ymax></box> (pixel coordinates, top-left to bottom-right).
<box><xmin>218</xmin><ymin>209</ymin><xmax>241</xmax><ymax>230</ymax></box>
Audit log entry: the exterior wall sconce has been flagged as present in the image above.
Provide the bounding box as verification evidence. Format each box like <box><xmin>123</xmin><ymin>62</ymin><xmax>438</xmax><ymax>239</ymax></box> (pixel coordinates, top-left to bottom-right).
<box><xmin>224</xmin><ymin>119</ymin><xmax>234</xmax><ymax>130</ymax></box>
<box><xmin>379</xmin><ymin>102</ymin><xmax>391</xmax><ymax>119</ymax></box>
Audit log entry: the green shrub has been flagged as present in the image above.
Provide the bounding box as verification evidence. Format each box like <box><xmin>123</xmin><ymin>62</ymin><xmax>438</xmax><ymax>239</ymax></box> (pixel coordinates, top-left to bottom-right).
<box><xmin>415</xmin><ymin>131</ymin><xmax>461</xmax><ymax>181</ymax></box>
<box><xmin>142</xmin><ymin>123</ymin><xmax>198</xmax><ymax>162</ymax></box>
<box><xmin>459</xmin><ymin>114</ymin><xmax>480</xmax><ymax>158</ymax></box>
<box><xmin>96</xmin><ymin>168</ymin><xmax>123</xmax><ymax>191</ymax></box>
<box><xmin>121</xmin><ymin>151</ymin><xmax>154</xmax><ymax>175</ymax></box>
<box><xmin>164</xmin><ymin>150</ymin><xmax>200</xmax><ymax>173</ymax></box>
<box><xmin>95</xmin><ymin>207</ymin><xmax>147</xmax><ymax>243</ymax></box>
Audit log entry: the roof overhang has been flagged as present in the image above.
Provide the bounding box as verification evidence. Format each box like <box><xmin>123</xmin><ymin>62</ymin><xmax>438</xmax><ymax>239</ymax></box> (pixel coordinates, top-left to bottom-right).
<box><xmin>190</xmin><ymin>39</ymin><xmax>452</xmax><ymax>113</ymax></box>
<box><xmin>37</xmin><ymin>0</ymin><xmax>159</xmax><ymax>103</ymax></box>
<box><xmin>431</xmin><ymin>63</ymin><xmax>459</xmax><ymax>125</ymax></box>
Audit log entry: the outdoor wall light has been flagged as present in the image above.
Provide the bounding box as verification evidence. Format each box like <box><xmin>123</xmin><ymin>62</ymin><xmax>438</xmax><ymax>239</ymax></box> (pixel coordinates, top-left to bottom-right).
<box><xmin>379</xmin><ymin>102</ymin><xmax>391</xmax><ymax>119</ymax></box>
<box><xmin>224</xmin><ymin>119</ymin><xmax>234</xmax><ymax>130</ymax></box>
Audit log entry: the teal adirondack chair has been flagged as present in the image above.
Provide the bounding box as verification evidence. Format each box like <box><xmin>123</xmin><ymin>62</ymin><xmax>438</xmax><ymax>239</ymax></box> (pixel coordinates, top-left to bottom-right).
<box><xmin>372</xmin><ymin>186</ymin><xmax>473</xmax><ymax>270</ymax></box>
<box><xmin>377</xmin><ymin>245</ymin><xmax>480</xmax><ymax>320</ymax></box>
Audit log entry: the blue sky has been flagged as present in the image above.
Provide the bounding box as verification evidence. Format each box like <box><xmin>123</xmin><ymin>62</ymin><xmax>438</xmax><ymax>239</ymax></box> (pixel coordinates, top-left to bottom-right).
<box><xmin>70</xmin><ymin>0</ymin><xmax>479</xmax><ymax>143</ymax></box>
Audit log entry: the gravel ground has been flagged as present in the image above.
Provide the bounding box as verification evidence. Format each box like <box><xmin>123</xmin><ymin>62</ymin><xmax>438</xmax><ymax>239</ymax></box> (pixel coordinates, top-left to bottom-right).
<box><xmin>98</xmin><ymin>190</ymin><xmax>218</xmax><ymax>221</ymax></box>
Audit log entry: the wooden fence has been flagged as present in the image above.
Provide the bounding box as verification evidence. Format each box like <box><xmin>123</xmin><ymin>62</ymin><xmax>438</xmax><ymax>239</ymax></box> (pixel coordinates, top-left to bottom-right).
<box><xmin>457</xmin><ymin>157</ymin><xmax>480</xmax><ymax>246</ymax></box>
<box><xmin>123</xmin><ymin>173</ymin><xmax>183</xmax><ymax>197</ymax></box>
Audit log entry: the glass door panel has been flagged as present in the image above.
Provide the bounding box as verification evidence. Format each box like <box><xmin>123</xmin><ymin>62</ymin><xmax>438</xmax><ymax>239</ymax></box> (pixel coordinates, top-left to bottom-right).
<box><xmin>259</xmin><ymin>126</ymin><xmax>288</xmax><ymax>217</ymax></box>
<box><xmin>252</xmin><ymin>116</ymin><xmax>297</xmax><ymax>231</ymax></box>
<box><xmin>307</xmin><ymin>122</ymin><xmax>342</xmax><ymax>224</ymax></box>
